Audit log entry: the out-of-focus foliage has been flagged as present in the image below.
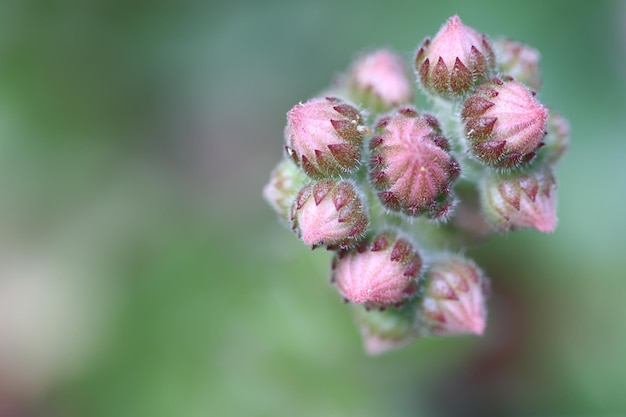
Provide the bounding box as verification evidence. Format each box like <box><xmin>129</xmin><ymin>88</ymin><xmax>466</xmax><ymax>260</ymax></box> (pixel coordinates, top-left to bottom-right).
<box><xmin>0</xmin><ymin>0</ymin><xmax>625</xmax><ymax>416</ymax></box>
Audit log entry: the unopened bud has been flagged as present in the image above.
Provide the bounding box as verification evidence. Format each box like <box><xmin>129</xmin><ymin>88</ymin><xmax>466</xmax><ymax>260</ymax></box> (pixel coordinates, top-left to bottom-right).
<box><xmin>331</xmin><ymin>231</ymin><xmax>422</xmax><ymax>308</ymax></box>
<box><xmin>417</xmin><ymin>255</ymin><xmax>489</xmax><ymax>336</ymax></box>
<box><xmin>263</xmin><ymin>158</ymin><xmax>308</xmax><ymax>222</ymax></box>
<box><xmin>369</xmin><ymin>108</ymin><xmax>460</xmax><ymax>218</ymax></box>
<box><xmin>539</xmin><ymin>113</ymin><xmax>570</xmax><ymax>165</ymax></box>
<box><xmin>285</xmin><ymin>97</ymin><xmax>366</xmax><ymax>178</ymax></box>
<box><xmin>348</xmin><ymin>49</ymin><xmax>413</xmax><ymax>112</ymax></box>
<box><xmin>415</xmin><ymin>15</ymin><xmax>495</xmax><ymax>98</ymax></box>
<box><xmin>481</xmin><ymin>166</ymin><xmax>558</xmax><ymax>233</ymax></box>
<box><xmin>461</xmin><ymin>77</ymin><xmax>548</xmax><ymax>168</ymax></box>
<box><xmin>352</xmin><ymin>300</ymin><xmax>419</xmax><ymax>355</ymax></box>
<box><xmin>493</xmin><ymin>38</ymin><xmax>542</xmax><ymax>90</ymax></box>
<box><xmin>291</xmin><ymin>179</ymin><xmax>368</xmax><ymax>249</ymax></box>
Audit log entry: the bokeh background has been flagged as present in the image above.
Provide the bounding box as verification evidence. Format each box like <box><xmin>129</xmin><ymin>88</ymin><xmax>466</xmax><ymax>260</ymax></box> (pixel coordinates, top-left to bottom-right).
<box><xmin>0</xmin><ymin>0</ymin><xmax>625</xmax><ymax>416</ymax></box>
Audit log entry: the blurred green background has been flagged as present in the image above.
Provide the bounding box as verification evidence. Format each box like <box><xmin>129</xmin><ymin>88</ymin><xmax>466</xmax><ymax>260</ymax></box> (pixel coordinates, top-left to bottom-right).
<box><xmin>0</xmin><ymin>0</ymin><xmax>624</xmax><ymax>416</ymax></box>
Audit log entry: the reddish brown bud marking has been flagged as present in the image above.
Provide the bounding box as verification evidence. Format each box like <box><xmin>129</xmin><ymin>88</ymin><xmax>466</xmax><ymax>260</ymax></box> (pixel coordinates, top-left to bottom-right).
<box><xmin>414</xmin><ymin>15</ymin><xmax>495</xmax><ymax>98</ymax></box>
<box><xmin>332</xmin><ymin>232</ymin><xmax>423</xmax><ymax>308</ymax></box>
<box><xmin>369</xmin><ymin>108</ymin><xmax>460</xmax><ymax>218</ymax></box>
<box><xmin>328</xmin><ymin>143</ymin><xmax>360</xmax><ymax>169</ymax></box>
<box><xmin>466</xmin><ymin>117</ymin><xmax>497</xmax><ymax>138</ymax></box>
<box><xmin>431</xmin><ymin>135</ymin><xmax>450</xmax><ymax>151</ymax></box>
<box><xmin>398</xmin><ymin>107</ymin><xmax>419</xmax><ymax>117</ymax></box>
<box><xmin>462</xmin><ymin>78</ymin><xmax>548</xmax><ymax>168</ymax></box>
<box><xmin>481</xmin><ymin>166</ymin><xmax>557</xmax><ymax>233</ymax></box>
<box><xmin>450</xmin><ymin>58</ymin><xmax>473</xmax><ymax>92</ymax></box>
<box><xmin>291</xmin><ymin>180</ymin><xmax>368</xmax><ymax>248</ymax></box>
<box><xmin>333</xmin><ymin>104</ymin><xmax>360</xmax><ymax>120</ymax></box>
<box><xmin>285</xmin><ymin>97</ymin><xmax>365</xmax><ymax>178</ymax></box>
<box><xmin>371</xmin><ymin>234</ymin><xmax>389</xmax><ymax>252</ymax></box>
<box><xmin>461</xmin><ymin>96</ymin><xmax>495</xmax><ymax>118</ymax></box>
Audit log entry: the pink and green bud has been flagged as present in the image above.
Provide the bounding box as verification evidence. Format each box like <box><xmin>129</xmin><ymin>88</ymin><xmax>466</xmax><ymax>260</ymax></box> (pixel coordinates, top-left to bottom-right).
<box><xmin>347</xmin><ymin>49</ymin><xmax>414</xmax><ymax>112</ymax></box>
<box><xmin>538</xmin><ymin>112</ymin><xmax>570</xmax><ymax>165</ymax></box>
<box><xmin>417</xmin><ymin>255</ymin><xmax>489</xmax><ymax>336</ymax></box>
<box><xmin>480</xmin><ymin>166</ymin><xmax>558</xmax><ymax>233</ymax></box>
<box><xmin>263</xmin><ymin>158</ymin><xmax>308</xmax><ymax>222</ymax></box>
<box><xmin>415</xmin><ymin>15</ymin><xmax>495</xmax><ymax>98</ymax></box>
<box><xmin>291</xmin><ymin>179</ymin><xmax>368</xmax><ymax>249</ymax></box>
<box><xmin>285</xmin><ymin>97</ymin><xmax>366</xmax><ymax>178</ymax></box>
<box><xmin>352</xmin><ymin>300</ymin><xmax>419</xmax><ymax>355</ymax></box>
<box><xmin>369</xmin><ymin>108</ymin><xmax>460</xmax><ymax>218</ymax></box>
<box><xmin>461</xmin><ymin>77</ymin><xmax>548</xmax><ymax>168</ymax></box>
<box><xmin>493</xmin><ymin>38</ymin><xmax>542</xmax><ymax>90</ymax></box>
<box><xmin>331</xmin><ymin>232</ymin><xmax>422</xmax><ymax>308</ymax></box>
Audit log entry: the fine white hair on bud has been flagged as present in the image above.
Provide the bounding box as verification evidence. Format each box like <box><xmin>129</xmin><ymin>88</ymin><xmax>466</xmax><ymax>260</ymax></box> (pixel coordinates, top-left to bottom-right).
<box><xmin>415</xmin><ymin>15</ymin><xmax>495</xmax><ymax>98</ymax></box>
<box><xmin>285</xmin><ymin>97</ymin><xmax>365</xmax><ymax>179</ymax></box>
<box><xmin>291</xmin><ymin>179</ymin><xmax>368</xmax><ymax>250</ymax></box>
<box><xmin>369</xmin><ymin>108</ymin><xmax>460</xmax><ymax>219</ymax></box>
<box><xmin>461</xmin><ymin>77</ymin><xmax>549</xmax><ymax>169</ymax></box>
<box><xmin>331</xmin><ymin>231</ymin><xmax>423</xmax><ymax>308</ymax></box>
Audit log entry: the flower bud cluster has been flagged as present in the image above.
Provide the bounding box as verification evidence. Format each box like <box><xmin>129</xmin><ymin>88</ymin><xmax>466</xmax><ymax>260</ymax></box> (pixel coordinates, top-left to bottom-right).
<box><xmin>264</xmin><ymin>15</ymin><xmax>568</xmax><ymax>354</ymax></box>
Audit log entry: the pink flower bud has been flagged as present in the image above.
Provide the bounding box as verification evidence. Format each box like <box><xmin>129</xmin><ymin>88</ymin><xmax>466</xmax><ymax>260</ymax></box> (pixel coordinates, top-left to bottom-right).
<box><xmin>352</xmin><ymin>301</ymin><xmax>419</xmax><ymax>355</ymax></box>
<box><xmin>481</xmin><ymin>166</ymin><xmax>558</xmax><ymax>233</ymax></box>
<box><xmin>415</xmin><ymin>15</ymin><xmax>495</xmax><ymax>98</ymax></box>
<box><xmin>369</xmin><ymin>108</ymin><xmax>460</xmax><ymax>218</ymax></box>
<box><xmin>493</xmin><ymin>38</ymin><xmax>542</xmax><ymax>90</ymax></box>
<box><xmin>263</xmin><ymin>158</ymin><xmax>308</xmax><ymax>222</ymax></box>
<box><xmin>291</xmin><ymin>179</ymin><xmax>368</xmax><ymax>249</ymax></box>
<box><xmin>285</xmin><ymin>97</ymin><xmax>366</xmax><ymax>178</ymax></box>
<box><xmin>331</xmin><ymin>232</ymin><xmax>423</xmax><ymax>308</ymax></box>
<box><xmin>461</xmin><ymin>77</ymin><xmax>548</xmax><ymax>168</ymax></box>
<box><xmin>418</xmin><ymin>256</ymin><xmax>489</xmax><ymax>336</ymax></box>
<box><xmin>539</xmin><ymin>113</ymin><xmax>570</xmax><ymax>165</ymax></box>
<box><xmin>348</xmin><ymin>49</ymin><xmax>413</xmax><ymax>112</ymax></box>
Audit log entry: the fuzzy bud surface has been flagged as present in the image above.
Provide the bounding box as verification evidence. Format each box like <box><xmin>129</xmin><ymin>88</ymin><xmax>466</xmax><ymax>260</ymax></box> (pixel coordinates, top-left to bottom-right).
<box><xmin>291</xmin><ymin>180</ymin><xmax>368</xmax><ymax>249</ymax></box>
<box><xmin>285</xmin><ymin>97</ymin><xmax>366</xmax><ymax>178</ymax></box>
<box><xmin>370</xmin><ymin>108</ymin><xmax>460</xmax><ymax>218</ymax></box>
<box><xmin>332</xmin><ymin>232</ymin><xmax>422</xmax><ymax>308</ymax></box>
<box><xmin>461</xmin><ymin>78</ymin><xmax>548</xmax><ymax>168</ymax></box>
<box><xmin>415</xmin><ymin>15</ymin><xmax>495</xmax><ymax>97</ymax></box>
